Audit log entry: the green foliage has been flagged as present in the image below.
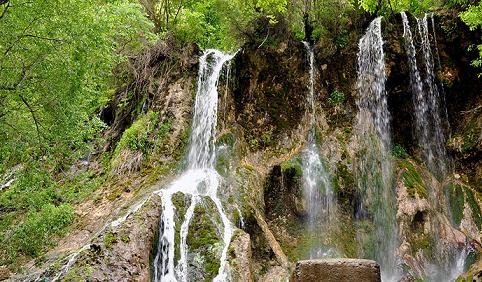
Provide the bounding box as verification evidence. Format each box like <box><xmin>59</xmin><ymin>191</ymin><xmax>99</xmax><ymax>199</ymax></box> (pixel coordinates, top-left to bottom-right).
<box><xmin>113</xmin><ymin>112</ymin><xmax>159</xmax><ymax>157</ymax></box>
<box><xmin>329</xmin><ymin>90</ymin><xmax>346</xmax><ymax>105</ymax></box>
<box><xmin>358</xmin><ymin>0</ymin><xmax>447</xmax><ymax>15</ymax></box>
<box><xmin>461</xmin><ymin>1</ymin><xmax>482</xmax><ymax>72</ymax></box>
<box><xmin>0</xmin><ymin>0</ymin><xmax>155</xmax><ymax>266</ymax></box>
<box><xmin>139</xmin><ymin>0</ymin><xmax>292</xmax><ymax>50</ymax></box>
<box><xmin>104</xmin><ymin>232</ymin><xmax>117</xmax><ymax>249</ymax></box>
<box><xmin>7</xmin><ymin>204</ymin><xmax>75</xmax><ymax>258</ymax></box>
<box><xmin>0</xmin><ymin>0</ymin><xmax>156</xmax><ymax>172</ymax></box>
<box><xmin>392</xmin><ymin>144</ymin><xmax>408</xmax><ymax>158</ymax></box>
<box><xmin>306</xmin><ymin>0</ymin><xmax>356</xmax><ymax>42</ymax></box>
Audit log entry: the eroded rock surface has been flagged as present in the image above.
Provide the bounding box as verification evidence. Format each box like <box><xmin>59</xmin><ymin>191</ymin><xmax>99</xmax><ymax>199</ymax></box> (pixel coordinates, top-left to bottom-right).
<box><xmin>60</xmin><ymin>194</ymin><xmax>162</xmax><ymax>281</ymax></box>
<box><xmin>291</xmin><ymin>259</ymin><xmax>381</xmax><ymax>282</ymax></box>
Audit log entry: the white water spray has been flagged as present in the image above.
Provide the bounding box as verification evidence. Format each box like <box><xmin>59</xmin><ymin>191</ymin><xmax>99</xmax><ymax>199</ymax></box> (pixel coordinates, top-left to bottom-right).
<box><xmin>301</xmin><ymin>42</ymin><xmax>337</xmax><ymax>259</ymax></box>
<box><xmin>153</xmin><ymin>50</ymin><xmax>234</xmax><ymax>282</ymax></box>
<box><xmin>402</xmin><ymin>12</ymin><xmax>448</xmax><ymax>178</ymax></box>
<box><xmin>356</xmin><ymin>17</ymin><xmax>400</xmax><ymax>281</ymax></box>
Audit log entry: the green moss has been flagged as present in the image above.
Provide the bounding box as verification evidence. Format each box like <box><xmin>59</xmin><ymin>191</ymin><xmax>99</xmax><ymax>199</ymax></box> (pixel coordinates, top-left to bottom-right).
<box><xmin>445</xmin><ymin>183</ymin><xmax>465</xmax><ymax>226</ymax></box>
<box><xmin>335</xmin><ymin>214</ymin><xmax>357</xmax><ymax>257</ymax></box>
<box><xmin>248</xmin><ymin>138</ymin><xmax>260</xmax><ymax>151</ymax></box>
<box><xmin>465</xmin><ymin>189</ymin><xmax>482</xmax><ymax>228</ymax></box>
<box><xmin>328</xmin><ymin>89</ymin><xmax>346</xmax><ymax>105</ymax></box>
<box><xmin>186</xmin><ymin>200</ymin><xmax>221</xmax><ymax>280</ymax></box>
<box><xmin>409</xmin><ymin>233</ymin><xmax>434</xmax><ymax>256</ymax></box>
<box><xmin>216</xmin><ymin>132</ymin><xmax>236</xmax><ymax>148</ymax></box>
<box><xmin>461</xmin><ymin>120</ymin><xmax>480</xmax><ymax>153</ymax></box>
<box><xmin>333</xmin><ymin>163</ymin><xmax>355</xmax><ymax>194</ymax></box>
<box><xmin>104</xmin><ymin>231</ymin><xmax>117</xmax><ymax>250</ymax></box>
<box><xmin>465</xmin><ymin>249</ymin><xmax>479</xmax><ymax>271</ymax></box>
<box><xmin>392</xmin><ymin>144</ymin><xmax>408</xmax><ymax>159</ymax></box>
<box><xmin>280</xmin><ymin>156</ymin><xmax>302</xmax><ymax>178</ymax></box>
<box><xmin>356</xmin><ymin>219</ymin><xmax>376</xmax><ymax>259</ymax></box>
<box><xmin>63</xmin><ymin>264</ymin><xmax>94</xmax><ymax>281</ymax></box>
<box><xmin>143</xmin><ymin>163</ymin><xmax>175</xmax><ymax>184</ymax></box>
<box><xmin>247</xmin><ymin>130</ymin><xmax>274</xmax><ymax>151</ymax></box>
<box><xmin>400</xmin><ymin>160</ymin><xmax>427</xmax><ymax>199</ymax></box>
<box><xmin>120</xmin><ymin>232</ymin><xmax>130</xmax><ymax>243</ymax></box>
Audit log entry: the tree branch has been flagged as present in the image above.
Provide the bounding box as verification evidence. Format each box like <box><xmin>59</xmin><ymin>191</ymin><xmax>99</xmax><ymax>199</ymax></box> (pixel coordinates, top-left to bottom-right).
<box><xmin>0</xmin><ymin>1</ymin><xmax>9</xmax><ymax>20</ymax></box>
<box><xmin>18</xmin><ymin>93</ymin><xmax>43</xmax><ymax>139</ymax></box>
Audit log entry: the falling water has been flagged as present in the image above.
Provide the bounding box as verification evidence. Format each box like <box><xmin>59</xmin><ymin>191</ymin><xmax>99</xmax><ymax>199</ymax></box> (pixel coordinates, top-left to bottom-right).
<box><xmin>153</xmin><ymin>50</ymin><xmax>234</xmax><ymax>282</ymax></box>
<box><xmin>301</xmin><ymin>42</ymin><xmax>337</xmax><ymax>259</ymax></box>
<box><xmin>355</xmin><ymin>17</ymin><xmax>400</xmax><ymax>281</ymax></box>
<box><xmin>402</xmin><ymin>12</ymin><xmax>447</xmax><ymax>178</ymax></box>
<box><xmin>402</xmin><ymin>12</ymin><xmax>464</xmax><ymax>281</ymax></box>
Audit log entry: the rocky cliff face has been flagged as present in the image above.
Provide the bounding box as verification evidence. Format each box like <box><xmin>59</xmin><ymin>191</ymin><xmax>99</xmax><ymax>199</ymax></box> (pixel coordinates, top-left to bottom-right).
<box><xmin>22</xmin><ymin>10</ymin><xmax>481</xmax><ymax>282</ymax></box>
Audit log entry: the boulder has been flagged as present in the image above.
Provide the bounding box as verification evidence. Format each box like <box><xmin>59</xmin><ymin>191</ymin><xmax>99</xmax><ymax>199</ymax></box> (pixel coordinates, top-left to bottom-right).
<box><xmin>291</xmin><ymin>259</ymin><xmax>381</xmax><ymax>282</ymax></box>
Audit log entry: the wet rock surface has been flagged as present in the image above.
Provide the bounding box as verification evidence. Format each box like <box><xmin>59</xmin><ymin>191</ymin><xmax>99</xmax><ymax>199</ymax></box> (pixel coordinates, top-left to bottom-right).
<box><xmin>291</xmin><ymin>259</ymin><xmax>381</xmax><ymax>282</ymax></box>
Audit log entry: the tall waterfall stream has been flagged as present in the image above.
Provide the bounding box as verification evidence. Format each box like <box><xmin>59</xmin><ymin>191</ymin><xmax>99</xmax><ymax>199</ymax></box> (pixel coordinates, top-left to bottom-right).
<box><xmin>301</xmin><ymin>42</ymin><xmax>337</xmax><ymax>259</ymax></box>
<box><xmin>355</xmin><ymin>17</ymin><xmax>400</xmax><ymax>281</ymax></box>
<box><xmin>153</xmin><ymin>50</ymin><xmax>234</xmax><ymax>282</ymax></box>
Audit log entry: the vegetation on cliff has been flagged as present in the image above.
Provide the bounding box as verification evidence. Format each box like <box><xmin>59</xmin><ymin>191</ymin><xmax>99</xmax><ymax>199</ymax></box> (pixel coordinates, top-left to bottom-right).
<box><xmin>0</xmin><ymin>0</ymin><xmax>481</xmax><ymax>279</ymax></box>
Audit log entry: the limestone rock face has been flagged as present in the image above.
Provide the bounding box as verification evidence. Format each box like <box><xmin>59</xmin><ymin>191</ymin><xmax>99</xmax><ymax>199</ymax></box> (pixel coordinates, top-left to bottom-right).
<box><xmin>61</xmin><ymin>194</ymin><xmax>162</xmax><ymax>281</ymax></box>
<box><xmin>0</xmin><ymin>267</ymin><xmax>10</xmax><ymax>281</ymax></box>
<box><xmin>291</xmin><ymin>259</ymin><xmax>381</xmax><ymax>282</ymax></box>
<box><xmin>228</xmin><ymin>230</ymin><xmax>254</xmax><ymax>282</ymax></box>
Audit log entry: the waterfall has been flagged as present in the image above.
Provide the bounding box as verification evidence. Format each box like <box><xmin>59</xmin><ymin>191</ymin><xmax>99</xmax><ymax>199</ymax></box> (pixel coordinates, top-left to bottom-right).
<box><xmin>301</xmin><ymin>42</ymin><xmax>337</xmax><ymax>259</ymax></box>
<box><xmin>401</xmin><ymin>12</ymin><xmax>448</xmax><ymax>178</ymax></box>
<box><xmin>355</xmin><ymin>17</ymin><xmax>400</xmax><ymax>281</ymax></box>
<box><xmin>153</xmin><ymin>50</ymin><xmax>234</xmax><ymax>282</ymax></box>
<box><xmin>402</xmin><ymin>13</ymin><xmax>464</xmax><ymax>282</ymax></box>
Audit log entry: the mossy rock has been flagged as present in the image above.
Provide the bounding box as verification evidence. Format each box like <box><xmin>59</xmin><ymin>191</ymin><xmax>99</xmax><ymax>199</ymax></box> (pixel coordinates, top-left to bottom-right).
<box><xmin>333</xmin><ymin>163</ymin><xmax>356</xmax><ymax>207</ymax></box>
<box><xmin>408</xmin><ymin>232</ymin><xmax>435</xmax><ymax>258</ymax></box>
<box><xmin>216</xmin><ymin>132</ymin><xmax>236</xmax><ymax>148</ymax></box>
<box><xmin>399</xmin><ymin>159</ymin><xmax>428</xmax><ymax>199</ymax></box>
<box><xmin>172</xmin><ymin>192</ymin><xmax>189</xmax><ymax>262</ymax></box>
<box><xmin>103</xmin><ymin>231</ymin><xmax>117</xmax><ymax>250</ymax></box>
<box><xmin>63</xmin><ymin>263</ymin><xmax>94</xmax><ymax>281</ymax></box>
<box><xmin>465</xmin><ymin>189</ymin><xmax>482</xmax><ymax>228</ymax></box>
<box><xmin>280</xmin><ymin>156</ymin><xmax>302</xmax><ymax>179</ymax></box>
<box><xmin>186</xmin><ymin>198</ymin><xmax>223</xmax><ymax>281</ymax></box>
<box><xmin>355</xmin><ymin>219</ymin><xmax>376</xmax><ymax>259</ymax></box>
<box><xmin>444</xmin><ymin>182</ymin><xmax>482</xmax><ymax>232</ymax></box>
<box><xmin>445</xmin><ymin>183</ymin><xmax>466</xmax><ymax>227</ymax></box>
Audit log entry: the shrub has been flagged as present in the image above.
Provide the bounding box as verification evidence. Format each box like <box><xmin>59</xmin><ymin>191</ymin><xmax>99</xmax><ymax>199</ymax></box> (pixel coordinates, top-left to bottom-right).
<box><xmin>9</xmin><ymin>204</ymin><xmax>75</xmax><ymax>257</ymax></box>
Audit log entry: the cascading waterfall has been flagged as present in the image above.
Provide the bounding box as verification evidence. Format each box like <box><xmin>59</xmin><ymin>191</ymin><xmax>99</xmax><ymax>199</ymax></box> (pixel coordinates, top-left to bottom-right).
<box><xmin>401</xmin><ymin>12</ymin><xmax>448</xmax><ymax>178</ymax></box>
<box><xmin>153</xmin><ymin>50</ymin><xmax>234</xmax><ymax>282</ymax></box>
<box><xmin>355</xmin><ymin>17</ymin><xmax>400</xmax><ymax>281</ymax></box>
<box><xmin>401</xmin><ymin>12</ymin><xmax>465</xmax><ymax>281</ymax></box>
<box><xmin>301</xmin><ymin>42</ymin><xmax>337</xmax><ymax>259</ymax></box>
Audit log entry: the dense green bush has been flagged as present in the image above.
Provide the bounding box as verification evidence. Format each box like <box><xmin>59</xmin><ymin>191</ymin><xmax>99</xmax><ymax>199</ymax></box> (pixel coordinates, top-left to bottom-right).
<box><xmin>460</xmin><ymin>1</ymin><xmax>482</xmax><ymax>72</ymax></box>
<box><xmin>6</xmin><ymin>204</ymin><xmax>75</xmax><ymax>259</ymax></box>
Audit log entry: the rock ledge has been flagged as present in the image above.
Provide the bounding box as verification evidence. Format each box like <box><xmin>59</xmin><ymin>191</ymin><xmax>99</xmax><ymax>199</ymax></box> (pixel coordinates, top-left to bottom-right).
<box><xmin>291</xmin><ymin>258</ymin><xmax>381</xmax><ymax>282</ymax></box>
